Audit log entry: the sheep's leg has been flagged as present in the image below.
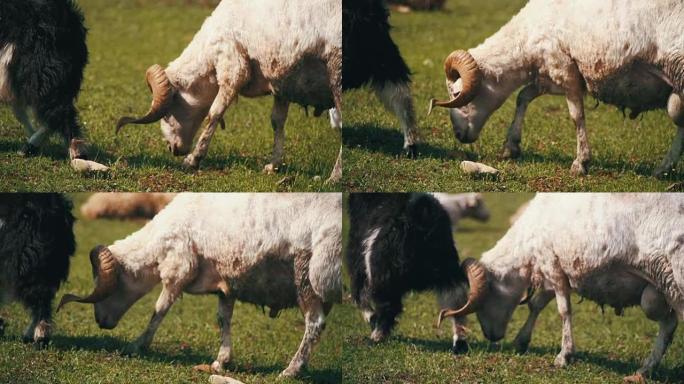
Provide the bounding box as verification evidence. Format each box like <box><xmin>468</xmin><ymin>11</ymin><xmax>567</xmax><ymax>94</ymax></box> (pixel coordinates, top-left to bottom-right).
<box><xmin>328</xmin><ymin>108</ymin><xmax>342</xmax><ymax>129</ymax></box>
<box><xmin>565</xmin><ymin>70</ymin><xmax>591</xmax><ymax>176</ymax></box>
<box><xmin>626</xmin><ymin>285</ymin><xmax>678</xmax><ymax>381</ymax></box>
<box><xmin>20</xmin><ymin>289</ymin><xmax>53</xmax><ymax>348</ymax></box>
<box><xmin>280</xmin><ymin>299</ymin><xmax>326</xmax><ymax>378</ymax></box>
<box><xmin>326</xmin><ymin>145</ymin><xmax>343</xmax><ymax>184</ymax></box>
<box><xmin>553</xmin><ymin>278</ymin><xmax>575</xmax><ymax>367</ymax></box>
<box><xmin>374</xmin><ymin>81</ymin><xmax>418</xmax><ymax>158</ymax></box>
<box><xmin>438</xmin><ymin>286</ymin><xmax>469</xmax><ymax>354</ymax></box>
<box><xmin>263</xmin><ymin>98</ymin><xmax>290</xmax><ymax>175</ymax></box>
<box><xmin>34</xmin><ymin>101</ymin><xmax>85</xmax><ymax>159</ymax></box>
<box><xmin>654</xmin><ymin>93</ymin><xmax>684</xmax><ymax>177</ymax></box>
<box><xmin>122</xmin><ymin>285</ymin><xmax>180</xmax><ymax>356</ymax></box>
<box><xmin>183</xmin><ymin>50</ymin><xmax>248</xmax><ymax>170</ymax></box>
<box><xmin>502</xmin><ymin>84</ymin><xmax>541</xmax><ymax>159</ymax></box>
<box><xmin>12</xmin><ymin>103</ymin><xmax>35</xmax><ymax>137</ymax></box>
<box><xmin>211</xmin><ymin>293</ymin><xmax>236</xmax><ymax>373</ymax></box>
<box><xmin>513</xmin><ymin>289</ymin><xmax>555</xmax><ymax>354</ymax></box>
<box><xmin>0</xmin><ymin>317</ymin><xmax>5</xmax><ymax>337</ymax></box>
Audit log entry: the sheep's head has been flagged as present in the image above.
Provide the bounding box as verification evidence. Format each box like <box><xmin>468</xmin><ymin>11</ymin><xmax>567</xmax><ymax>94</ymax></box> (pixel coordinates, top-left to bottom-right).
<box><xmin>57</xmin><ymin>245</ymin><xmax>156</xmax><ymax>329</ymax></box>
<box><xmin>116</xmin><ymin>65</ymin><xmax>214</xmax><ymax>156</ymax></box>
<box><xmin>428</xmin><ymin>50</ymin><xmax>501</xmax><ymax>144</ymax></box>
<box><xmin>437</xmin><ymin>258</ymin><xmax>524</xmax><ymax>343</ymax></box>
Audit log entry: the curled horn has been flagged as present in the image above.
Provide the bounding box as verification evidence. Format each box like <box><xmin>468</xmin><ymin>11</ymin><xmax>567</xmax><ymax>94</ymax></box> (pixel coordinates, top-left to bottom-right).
<box><xmin>428</xmin><ymin>50</ymin><xmax>482</xmax><ymax>115</ymax></box>
<box><xmin>116</xmin><ymin>64</ymin><xmax>174</xmax><ymax>134</ymax></box>
<box><xmin>437</xmin><ymin>258</ymin><xmax>488</xmax><ymax>327</ymax></box>
<box><xmin>57</xmin><ymin>245</ymin><xmax>119</xmax><ymax>311</ymax></box>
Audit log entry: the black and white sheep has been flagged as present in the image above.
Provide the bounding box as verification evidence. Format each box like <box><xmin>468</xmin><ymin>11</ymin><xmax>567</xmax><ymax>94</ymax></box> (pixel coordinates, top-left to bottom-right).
<box><xmin>345</xmin><ymin>193</ymin><xmax>470</xmax><ymax>353</ymax></box>
<box><xmin>0</xmin><ymin>193</ymin><xmax>76</xmax><ymax>347</ymax></box>
<box><xmin>342</xmin><ymin>0</ymin><xmax>419</xmax><ymax>157</ymax></box>
<box><xmin>0</xmin><ymin>0</ymin><xmax>89</xmax><ymax>161</ymax></box>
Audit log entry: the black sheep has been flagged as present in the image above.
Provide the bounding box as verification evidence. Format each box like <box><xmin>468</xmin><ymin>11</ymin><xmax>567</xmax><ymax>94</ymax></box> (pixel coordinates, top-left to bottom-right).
<box><xmin>0</xmin><ymin>193</ymin><xmax>75</xmax><ymax>347</ymax></box>
<box><xmin>0</xmin><ymin>0</ymin><xmax>89</xmax><ymax>159</ymax></box>
<box><xmin>345</xmin><ymin>193</ymin><xmax>469</xmax><ymax>352</ymax></box>
<box><xmin>342</xmin><ymin>0</ymin><xmax>419</xmax><ymax>157</ymax></box>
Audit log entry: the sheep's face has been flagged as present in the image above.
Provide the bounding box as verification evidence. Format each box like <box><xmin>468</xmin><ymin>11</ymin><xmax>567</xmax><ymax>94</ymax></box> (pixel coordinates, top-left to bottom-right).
<box><xmin>474</xmin><ymin>277</ymin><xmax>519</xmax><ymax>342</ymax></box>
<box><xmin>447</xmin><ymin>77</ymin><xmax>502</xmax><ymax>144</ymax></box>
<box><xmin>160</xmin><ymin>89</ymin><xmax>211</xmax><ymax>156</ymax></box>
<box><xmin>94</xmin><ymin>270</ymin><xmax>157</xmax><ymax>329</ymax></box>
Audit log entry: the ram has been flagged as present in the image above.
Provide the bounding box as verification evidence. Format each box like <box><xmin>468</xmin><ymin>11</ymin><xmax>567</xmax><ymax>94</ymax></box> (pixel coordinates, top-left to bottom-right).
<box><xmin>346</xmin><ymin>193</ymin><xmax>470</xmax><ymax>353</ymax></box>
<box><xmin>430</xmin><ymin>0</ymin><xmax>684</xmax><ymax>177</ymax></box>
<box><xmin>116</xmin><ymin>0</ymin><xmax>342</xmax><ymax>182</ymax></box>
<box><xmin>343</xmin><ymin>0</ymin><xmax>419</xmax><ymax>157</ymax></box>
<box><xmin>0</xmin><ymin>0</ymin><xmax>90</xmax><ymax>163</ymax></box>
<box><xmin>439</xmin><ymin>193</ymin><xmax>684</xmax><ymax>382</ymax></box>
<box><xmin>432</xmin><ymin>193</ymin><xmax>490</xmax><ymax>228</ymax></box>
<box><xmin>58</xmin><ymin>193</ymin><xmax>342</xmax><ymax>378</ymax></box>
<box><xmin>0</xmin><ymin>193</ymin><xmax>75</xmax><ymax>347</ymax></box>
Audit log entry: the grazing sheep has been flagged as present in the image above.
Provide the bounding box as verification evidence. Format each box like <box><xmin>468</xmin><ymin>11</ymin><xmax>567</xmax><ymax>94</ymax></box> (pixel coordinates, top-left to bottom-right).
<box><xmin>0</xmin><ymin>193</ymin><xmax>75</xmax><ymax>347</ymax></box>
<box><xmin>0</xmin><ymin>0</ymin><xmax>90</xmax><ymax>162</ymax></box>
<box><xmin>432</xmin><ymin>193</ymin><xmax>490</xmax><ymax>227</ymax></box>
<box><xmin>59</xmin><ymin>193</ymin><xmax>342</xmax><ymax>378</ymax></box>
<box><xmin>430</xmin><ymin>0</ymin><xmax>684</xmax><ymax>177</ymax></box>
<box><xmin>346</xmin><ymin>193</ymin><xmax>470</xmax><ymax>353</ymax></box>
<box><xmin>439</xmin><ymin>193</ymin><xmax>684</xmax><ymax>382</ymax></box>
<box><xmin>116</xmin><ymin>0</ymin><xmax>342</xmax><ymax>182</ymax></box>
<box><xmin>343</xmin><ymin>0</ymin><xmax>418</xmax><ymax>157</ymax></box>
<box><xmin>80</xmin><ymin>193</ymin><xmax>176</xmax><ymax>220</ymax></box>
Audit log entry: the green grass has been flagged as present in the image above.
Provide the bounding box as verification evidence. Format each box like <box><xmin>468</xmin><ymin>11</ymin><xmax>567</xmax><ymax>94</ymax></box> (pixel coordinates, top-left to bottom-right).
<box><xmin>0</xmin><ymin>194</ymin><xmax>345</xmax><ymax>383</ymax></box>
<box><xmin>342</xmin><ymin>0</ymin><xmax>683</xmax><ymax>191</ymax></box>
<box><xmin>0</xmin><ymin>0</ymin><xmax>339</xmax><ymax>192</ymax></box>
<box><xmin>342</xmin><ymin>194</ymin><xmax>684</xmax><ymax>383</ymax></box>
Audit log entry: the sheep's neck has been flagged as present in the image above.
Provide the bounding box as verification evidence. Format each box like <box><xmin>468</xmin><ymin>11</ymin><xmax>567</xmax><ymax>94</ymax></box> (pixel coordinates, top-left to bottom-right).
<box><xmin>109</xmin><ymin>224</ymin><xmax>160</xmax><ymax>275</ymax></box>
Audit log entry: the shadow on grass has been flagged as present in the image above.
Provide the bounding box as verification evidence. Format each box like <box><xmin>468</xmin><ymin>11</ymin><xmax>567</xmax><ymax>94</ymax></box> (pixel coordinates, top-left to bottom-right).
<box><xmin>49</xmin><ymin>334</ymin><xmax>339</xmax><ymax>381</ymax></box>
<box><xmin>343</xmin><ymin>124</ymin><xmax>456</xmax><ymax>160</ymax></box>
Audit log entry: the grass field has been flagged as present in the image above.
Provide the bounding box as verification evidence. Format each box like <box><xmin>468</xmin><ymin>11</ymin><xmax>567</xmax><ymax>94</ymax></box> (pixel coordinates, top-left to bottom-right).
<box><xmin>0</xmin><ymin>194</ymin><xmax>346</xmax><ymax>384</ymax></box>
<box><xmin>0</xmin><ymin>0</ymin><xmax>339</xmax><ymax>192</ymax></box>
<box><xmin>342</xmin><ymin>0</ymin><xmax>683</xmax><ymax>192</ymax></box>
<box><xmin>341</xmin><ymin>193</ymin><xmax>684</xmax><ymax>383</ymax></box>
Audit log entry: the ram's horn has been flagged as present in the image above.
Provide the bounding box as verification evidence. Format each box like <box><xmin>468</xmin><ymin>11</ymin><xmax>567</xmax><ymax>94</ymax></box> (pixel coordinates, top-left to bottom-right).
<box><xmin>437</xmin><ymin>258</ymin><xmax>487</xmax><ymax>326</ymax></box>
<box><xmin>428</xmin><ymin>50</ymin><xmax>482</xmax><ymax>114</ymax></box>
<box><xmin>116</xmin><ymin>64</ymin><xmax>174</xmax><ymax>133</ymax></box>
<box><xmin>57</xmin><ymin>245</ymin><xmax>119</xmax><ymax>311</ymax></box>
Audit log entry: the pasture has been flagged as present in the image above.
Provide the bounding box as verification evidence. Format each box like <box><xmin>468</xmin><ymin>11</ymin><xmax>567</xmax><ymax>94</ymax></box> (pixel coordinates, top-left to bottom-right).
<box><xmin>342</xmin><ymin>0</ymin><xmax>683</xmax><ymax>192</ymax></box>
<box><xmin>0</xmin><ymin>194</ymin><xmax>345</xmax><ymax>383</ymax></box>
<box><xmin>0</xmin><ymin>0</ymin><xmax>339</xmax><ymax>192</ymax></box>
<box><xmin>341</xmin><ymin>193</ymin><xmax>684</xmax><ymax>383</ymax></box>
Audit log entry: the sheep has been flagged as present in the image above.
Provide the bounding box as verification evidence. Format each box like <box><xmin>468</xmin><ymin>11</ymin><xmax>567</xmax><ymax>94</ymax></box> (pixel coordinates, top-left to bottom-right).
<box><xmin>116</xmin><ymin>0</ymin><xmax>342</xmax><ymax>183</ymax></box>
<box><xmin>58</xmin><ymin>193</ymin><xmax>342</xmax><ymax>378</ymax></box>
<box><xmin>80</xmin><ymin>193</ymin><xmax>176</xmax><ymax>220</ymax></box>
<box><xmin>432</xmin><ymin>193</ymin><xmax>490</xmax><ymax>228</ymax></box>
<box><xmin>343</xmin><ymin>0</ymin><xmax>419</xmax><ymax>157</ymax></box>
<box><xmin>429</xmin><ymin>0</ymin><xmax>684</xmax><ymax>177</ymax></box>
<box><xmin>438</xmin><ymin>193</ymin><xmax>684</xmax><ymax>382</ymax></box>
<box><xmin>0</xmin><ymin>0</ymin><xmax>90</xmax><ymax>163</ymax></box>
<box><xmin>346</xmin><ymin>193</ymin><xmax>470</xmax><ymax>353</ymax></box>
<box><xmin>0</xmin><ymin>193</ymin><xmax>75</xmax><ymax>347</ymax></box>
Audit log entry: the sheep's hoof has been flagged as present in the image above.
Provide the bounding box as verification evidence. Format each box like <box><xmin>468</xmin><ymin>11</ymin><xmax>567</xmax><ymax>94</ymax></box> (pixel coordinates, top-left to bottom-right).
<box><xmin>182</xmin><ymin>155</ymin><xmax>200</xmax><ymax>170</ymax></box>
<box><xmin>279</xmin><ymin>366</ymin><xmax>301</xmax><ymax>378</ymax></box>
<box><xmin>513</xmin><ymin>338</ymin><xmax>530</xmax><ymax>354</ymax></box>
<box><xmin>570</xmin><ymin>159</ymin><xmax>588</xmax><ymax>176</ymax></box>
<box><xmin>653</xmin><ymin>163</ymin><xmax>674</xmax><ymax>179</ymax></box>
<box><xmin>501</xmin><ymin>144</ymin><xmax>521</xmax><ymax>159</ymax></box>
<box><xmin>18</xmin><ymin>143</ymin><xmax>39</xmax><ymax>157</ymax></box>
<box><xmin>623</xmin><ymin>373</ymin><xmax>646</xmax><ymax>384</ymax></box>
<box><xmin>451</xmin><ymin>339</ymin><xmax>469</xmax><ymax>355</ymax></box>
<box><xmin>263</xmin><ymin>163</ymin><xmax>279</xmax><ymax>175</ymax></box>
<box><xmin>211</xmin><ymin>360</ymin><xmax>228</xmax><ymax>374</ymax></box>
<box><xmin>33</xmin><ymin>337</ymin><xmax>49</xmax><ymax>350</ymax></box>
<box><xmin>405</xmin><ymin>144</ymin><xmax>418</xmax><ymax>159</ymax></box>
<box><xmin>553</xmin><ymin>353</ymin><xmax>572</xmax><ymax>367</ymax></box>
<box><xmin>121</xmin><ymin>344</ymin><xmax>144</xmax><ymax>357</ymax></box>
